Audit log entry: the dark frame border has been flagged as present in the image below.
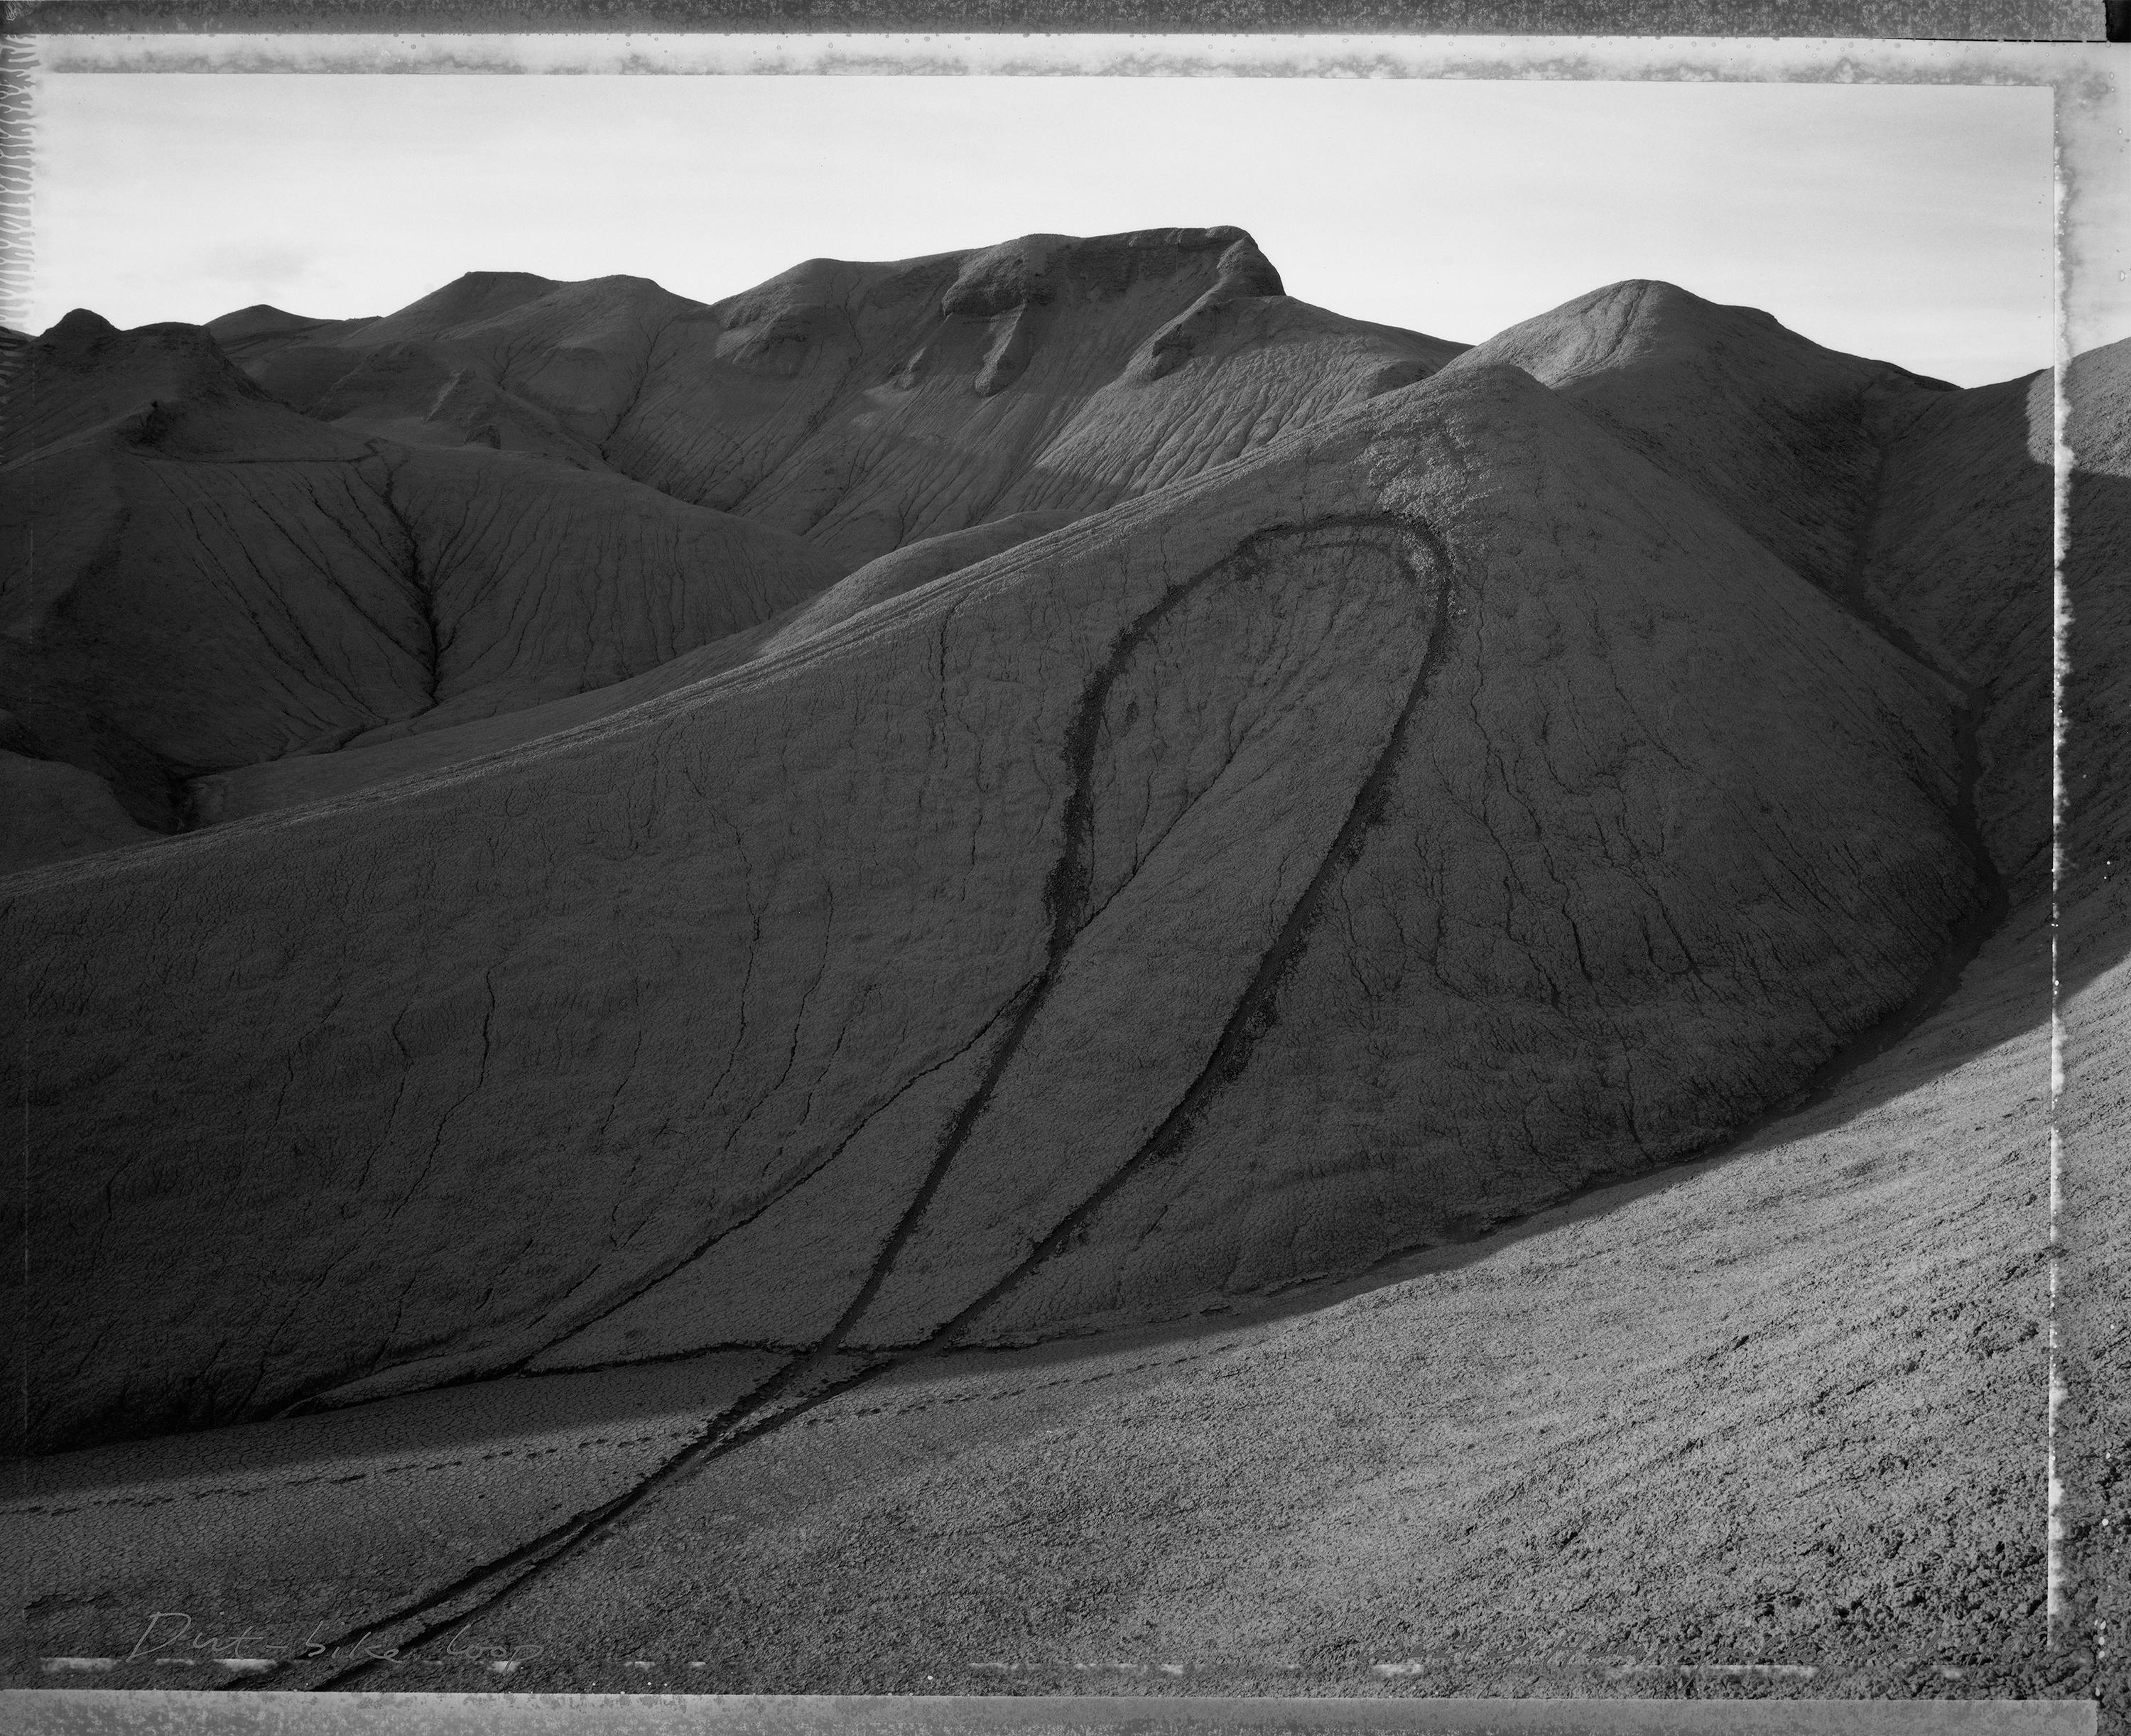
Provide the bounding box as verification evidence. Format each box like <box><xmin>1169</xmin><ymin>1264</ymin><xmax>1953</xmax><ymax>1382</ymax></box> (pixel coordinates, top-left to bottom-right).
<box><xmin>0</xmin><ymin>1</ymin><xmax>2114</xmax><ymax>41</ymax></box>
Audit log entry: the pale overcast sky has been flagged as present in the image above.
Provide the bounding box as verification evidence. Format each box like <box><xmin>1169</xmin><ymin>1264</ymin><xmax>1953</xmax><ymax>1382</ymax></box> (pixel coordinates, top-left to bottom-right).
<box><xmin>28</xmin><ymin>72</ymin><xmax>2054</xmax><ymax>386</ymax></box>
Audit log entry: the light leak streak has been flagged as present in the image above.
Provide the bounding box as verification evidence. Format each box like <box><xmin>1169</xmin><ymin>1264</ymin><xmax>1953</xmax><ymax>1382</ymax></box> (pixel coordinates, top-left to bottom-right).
<box><xmin>2044</xmin><ymin>107</ymin><xmax>2073</xmax><ymax>1654</ymax></box>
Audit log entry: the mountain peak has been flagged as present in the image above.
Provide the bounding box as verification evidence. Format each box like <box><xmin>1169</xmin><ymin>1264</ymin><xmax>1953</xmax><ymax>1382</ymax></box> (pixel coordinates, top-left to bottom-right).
<box><xmin>936</xmin><ymin>226</ymin><xmax>1281</xmax><ymax>320</ymax></box>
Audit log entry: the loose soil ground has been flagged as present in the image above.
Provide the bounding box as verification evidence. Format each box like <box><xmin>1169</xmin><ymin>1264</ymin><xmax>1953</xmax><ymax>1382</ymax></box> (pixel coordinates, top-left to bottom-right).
<box><xmin>13</xmin><ymin>894</ymin><xmax>2114</xmax><ymax>1725</ymax></box>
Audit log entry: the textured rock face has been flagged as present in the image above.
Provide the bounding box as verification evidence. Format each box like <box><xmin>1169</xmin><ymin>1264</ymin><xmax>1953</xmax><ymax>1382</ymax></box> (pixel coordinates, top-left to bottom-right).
<box><xmin>1858</xmin><ymin>370</ymin><xmax>2056</xmax><ymax>890</ymax></box>
<box><xmin>7</xmin><ymin>362</ymin><xmax>1990</xmax><ymax>1450</ymax></box>
<box><xmin>326</xmin><ymin>445</ymin><xmax>847</xmax><ymax>741</ymax></box>
<box><xmin>213</xmin><ymin>229</ymin><xmax>1468</xmax><ymax>571</ymax></box>
<box><xmin>2</xmin><ymin>314</ymin><xmax>431</xmax><ymax>827</ymax></box>
<box><xmin>1445</xmin><ymin>280</ymin><xmax>1953</xmax><ymax>593</ymax></box>
<box><xmin>1449</xmin><ymin>281</ymin><xmax>2051</xmax><ymax>889</ymax></box>
<box><xmin>190</xmin><ymin>509</ymin><xmax>1097</xmax><ymax>824</ymax></box>
<box><xmin>7</xmin><ymin>234</ymin><xmax>1465</xmax><ymax>849</ymax></box>
<box><xmin>2</xmin><ymin>312</ymin><xmax>846</xmax><ymax>830</ymax></box>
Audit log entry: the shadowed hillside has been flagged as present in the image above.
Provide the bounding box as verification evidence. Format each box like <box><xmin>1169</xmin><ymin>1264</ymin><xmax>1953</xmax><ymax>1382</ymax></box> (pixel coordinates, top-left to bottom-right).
<box><xmin>4</xmin><ymin>246</ymin><xmax>2048</xmax><ymax>1452</ymax></box>
<box><xmin>210</xmin><ymin>228</ymin><xmax>1468</xmax><ymax>571</ymax></box>
<box><xmin>1</xmin><ymin>312</ymin><xmax>847</xmax><ymax>834</ymax></box>
<box><xmin>7</xmin><ymin>229</ymin><xmax>2120</xmax><ymax>1719</ymax></box>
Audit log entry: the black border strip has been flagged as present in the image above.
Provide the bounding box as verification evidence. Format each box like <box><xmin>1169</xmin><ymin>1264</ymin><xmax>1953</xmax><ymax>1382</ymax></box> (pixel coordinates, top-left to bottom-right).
<box><xmin>0</xmin><ymin>1</ymin><xmax>2113</xmax><ymax>40</ymax></box>
<box><xmin>6</xmin><ymin>1688</ymin><xmax>2109</xmax><ymax>1732</ymax></box>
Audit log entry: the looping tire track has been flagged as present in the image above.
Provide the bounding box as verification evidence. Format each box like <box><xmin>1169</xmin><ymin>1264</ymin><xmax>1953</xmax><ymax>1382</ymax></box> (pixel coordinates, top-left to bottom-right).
<box><xmin>275</xmin><ymin>509</ymin><xmax>1454</xmax><ymax>1692</ymax></box>
<box><xmin>221</xmin><ymin>477</ymin><xmax>2012</xmax><ymax>1696</ymax></box>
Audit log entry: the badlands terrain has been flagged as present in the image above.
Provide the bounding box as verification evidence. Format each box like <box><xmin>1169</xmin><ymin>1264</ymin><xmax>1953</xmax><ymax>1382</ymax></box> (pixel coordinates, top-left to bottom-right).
<box><xmin>2</xmin><ymin>227</ymin><xmax>2125</xmax><ymax>1715</ymax></box>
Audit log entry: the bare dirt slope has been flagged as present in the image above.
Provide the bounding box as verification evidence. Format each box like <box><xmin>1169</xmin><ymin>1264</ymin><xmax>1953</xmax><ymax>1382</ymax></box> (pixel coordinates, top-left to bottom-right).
<box><xmin>374</xmin><ymin>906</ymin><xmax>2076</xmax><ymax>1704</ymax></box>
<box><xmin>6</xmin><ymin>883</ymin><xmax>2068</xmax><ymax>1704</ymax></box>
<box><xmin>1444</xmin><ymin>280</ymin><xmax>1953</xmax><ymax>596</ymax></box>
<box><xmin>0</xmin><ymin>751</ymin><xmax>154</xmax><ymax>869</ymax></box>
<box><xmin>3</xmin><ymin>313</ymin><xmax>434</xmax><ymax>830</ymax></box>
<box><xmin>4</xmin><ymin>259</ymin><xmax>2117</xmax><ymax>1723</ymax></box>
<box><xmin>192</xmin><ymin>509</ymin><xmax>1090</xmax><ymax>825</ymax></box>
<box><xmin>7</xmin><ymin>230</ymin><xmax>1464</xmax><ymax>867</ymax></box>
<box><xmin>1</xmin><ymin>312</ymin><xmax>846</xmax><ymax>852</ymax></box>
<box><xmin>1448</xmin><ymin>281</ymin><xmax>2051</xmax><ymax>888</ymax></box>
<box><xmin>8</xmin><ymin>359</ymin><xmax>1990</xmax><ymax>1453</ymax></box>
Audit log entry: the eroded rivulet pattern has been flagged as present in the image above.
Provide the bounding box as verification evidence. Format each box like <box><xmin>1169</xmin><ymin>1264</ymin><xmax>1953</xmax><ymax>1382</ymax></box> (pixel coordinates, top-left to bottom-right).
<box><xmin>9</xmin><ymin>348</ymin><xmax>1985</xmax><ymax>1451</ymax></box>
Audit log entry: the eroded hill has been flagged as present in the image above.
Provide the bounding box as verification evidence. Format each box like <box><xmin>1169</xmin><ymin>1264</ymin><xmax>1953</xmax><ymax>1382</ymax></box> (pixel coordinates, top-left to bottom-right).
<box><xmin>0</xmin><ymin>232</ymin><xmax>2091</xmax><ymax>1463</ymax></box>
<box><xmin>4</xmin><ymin>229</ymin><xmax>1468</xmax><ymax>864</ymax></box>
<box><xmin>210</xmin><ymin>227</ymin><xmax>1465</xmax><ymax>570</ymax></box>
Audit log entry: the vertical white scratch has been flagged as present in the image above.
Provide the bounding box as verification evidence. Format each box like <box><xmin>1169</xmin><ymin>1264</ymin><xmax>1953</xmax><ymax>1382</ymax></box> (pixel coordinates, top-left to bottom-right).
<box><xmin>2045</xmin><ymin>94</ymin><xmax>2073</xmax><ymax>1654</ymax></box>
